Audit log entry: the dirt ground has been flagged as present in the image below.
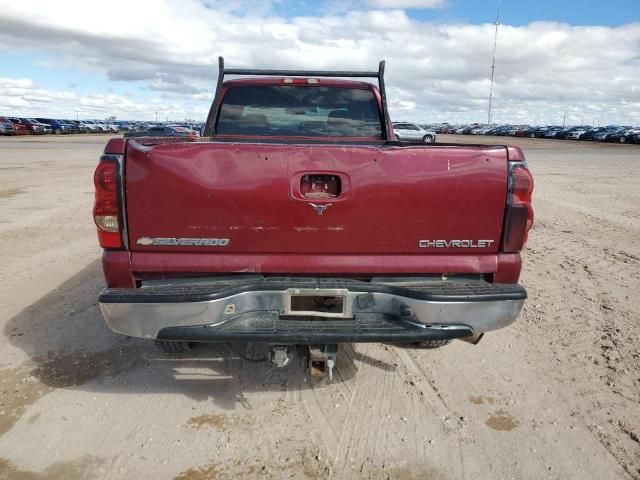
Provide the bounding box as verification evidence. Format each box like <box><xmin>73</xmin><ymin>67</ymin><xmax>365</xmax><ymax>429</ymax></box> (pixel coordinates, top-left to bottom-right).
<box><xmin>0</xmin><ymin>134</ymin><xmax>638</xmax><ymax>480</ymax></box>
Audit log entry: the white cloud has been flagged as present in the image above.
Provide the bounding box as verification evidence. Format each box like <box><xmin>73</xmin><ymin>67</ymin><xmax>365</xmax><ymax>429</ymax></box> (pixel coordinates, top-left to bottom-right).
<box><xmin>0</xmin><ymin>77</ymin><xmax>74</xmax><ymax>107</ymax></box>
<box><xmin>0</xmin><ymin>1</ymin><xmax>638</xmax><ymax>124</ymax></box>
<box><xmin>0</xmin><ymin>77</ymin><xmax>210</xmax><ymax>120</ymax></box>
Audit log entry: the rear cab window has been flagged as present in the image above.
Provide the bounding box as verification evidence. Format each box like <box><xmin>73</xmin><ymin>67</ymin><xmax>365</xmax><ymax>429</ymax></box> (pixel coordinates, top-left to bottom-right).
<box><xmin>216</xmin><ymin>85</ymin><xmax>382</xmax><ymax>138</ymax></box>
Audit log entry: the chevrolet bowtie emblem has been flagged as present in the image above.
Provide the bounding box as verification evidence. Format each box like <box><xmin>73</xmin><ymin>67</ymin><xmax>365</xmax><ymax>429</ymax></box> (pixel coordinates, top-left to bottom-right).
<box><xmin>309</xmin><ymin>203</ymin><xmax>332</xmax><ymax>216</ymax></box>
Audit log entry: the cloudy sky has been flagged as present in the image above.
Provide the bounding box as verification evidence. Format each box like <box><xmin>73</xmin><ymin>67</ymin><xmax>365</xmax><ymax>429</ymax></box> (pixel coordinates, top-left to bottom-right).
<box><xmin>0</xmin><ymin>0</ymin><xmax>638</xmax><ymax>125</ymax></box>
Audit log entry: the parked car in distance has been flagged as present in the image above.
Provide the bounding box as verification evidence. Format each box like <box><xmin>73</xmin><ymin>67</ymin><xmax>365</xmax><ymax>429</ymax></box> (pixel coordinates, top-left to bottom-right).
<box><xmin>114</xmin><ymin>121</ymin><xmax>136</xmax><ymax>132</ymax></box>
<box><xmin>392</xmin><ymin>122</ymin><xmax>436</xmax><ymax>143</ymax></box>
<box><xmin>94</xmin><ymin>121</ymin><xmax>111</xmax><ymax>133</ymax></box>
<box><xmin>9</xmin><ymin>117</ymin><xmax>39</xmax><ymax>135</ymax></box>
<box><xmin>86</xmin><ymin>120</ymin><xmax>107</xmax><ymax>133</ymax></box>
<box><xmin>577</xmin><ymin>127</ymin><xmax>605</xmax><ymax>140</ymax></box>
<box><xmin>551</xmin><ymin>127</ymin><xmax>574</xmax><ymax>139</ymax></box>
<box><xmin>605</xmin><ymin>128</ymin><xmax>640</xmax><ymax>144</ymax></box>
<box><xmin>542</xmin><ymin>126</ymin><xmax>565</xmax><ymax>138</ymax></box>
<box><xmin>492</xmin><ymin>125</ymin><xmax>514</xmax><ymax>136</ymax></box>
<box><xmin>105</xmin><ymin>122</ymin><xmax>120</xmax><ymax>133</ymax></box>
<box><xmin>594</xmin><ymin>128</ymin><xmax>623</xmax><ymax>142</ymax></box>
<box><xmin>554</xmin><ymin>126</ymin><xmax>591</xmax><ymax>140</ymax></box>
<box><xmin>9</xmin><ymin>117</ymin><xmax>31</xmax><ymax>135</ymax></box>
<box><xmin>525</xmin><ymin>126</ymin><xmax>549</xmax><ymax>138</ymax></box>
<box><xmin>459</xmin><ymin>125</ymin><xmax>478</xmax><ymax>135</ymax></box>
<box><xmin>0</xmin><ymin>116</ymin><xmax>17</xmax><ymax>135</ymax></box>
<box><xmin>434</xmin><ymin>124</ymin><xmax>453</xmax><ymax>134</ymax></box>
<box><xmin>511</xmin><ymin>125</ymin><xmax>531</xmax><ymax>137</ymax></box>
<box><xmin>81</xmin><ymin>120</ymin><xmax>99</xmax><ymax>133</ymax></box>
<box><xmin>477</xmin><ymin>125</ymin><xmax>492</xmax><ymax>134</ymax></box>
<box><xmin>60</xmin><ymin>120</ymin><xmax>80</xmax><ymax>134</ymax></box>
<box><xmin>124</xmin><ymin>125</ymin><xmax>198</xmax><ymax>138</ymax></box>
<box><xmin>68</xmin><ymin>120</ymin><xmax>90</xmax><ymax>133</ymax></box>
<box><xmin>20</xmin><ymin>118</ymin><xmax>52</xmax><ymax>134</ymax></box>
<box><xmin>565</xmin><ymin>128</ymin><xmax>591</xmax><ymax>140</ymax></box>
<box><xmin>36</xmin><ymin>118</ymin><xmax>70</xmax><ymax>134</ymax></box>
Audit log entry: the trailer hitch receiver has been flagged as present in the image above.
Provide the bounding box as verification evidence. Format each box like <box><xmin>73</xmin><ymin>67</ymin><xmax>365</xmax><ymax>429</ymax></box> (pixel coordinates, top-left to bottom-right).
<box><xmin>308</xmin><ymin>344</ymin><xmax>338</xmax><ymax>382</ymax></box>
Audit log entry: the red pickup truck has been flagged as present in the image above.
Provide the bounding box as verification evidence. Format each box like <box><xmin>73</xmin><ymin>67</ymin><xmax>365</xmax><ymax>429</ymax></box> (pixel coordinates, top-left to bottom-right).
<box><xmin>94</xmin><ymin>59</ymin><xmax>533</xmax><ymax>378</ymax></box>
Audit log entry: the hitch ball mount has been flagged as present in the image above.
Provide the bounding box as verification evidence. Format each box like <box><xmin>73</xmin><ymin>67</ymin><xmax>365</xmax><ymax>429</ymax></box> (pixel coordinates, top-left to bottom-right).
<box><xmin>268</xmin><ymin>344</ymin><xmax>339</xmax><ymax>382</ymax></box>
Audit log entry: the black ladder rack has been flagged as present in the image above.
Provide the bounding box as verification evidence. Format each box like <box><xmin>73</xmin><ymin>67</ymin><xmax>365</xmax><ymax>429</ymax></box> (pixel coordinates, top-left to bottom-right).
<box><xmin>203</xmin><ymin>56</ymin><xmax>392</xmax><ymax>141</ymax></box>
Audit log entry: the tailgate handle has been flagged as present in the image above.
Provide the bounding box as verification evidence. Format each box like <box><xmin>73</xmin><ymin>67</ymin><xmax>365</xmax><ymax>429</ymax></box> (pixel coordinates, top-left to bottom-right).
<box><xmin>300</xmin><ymin>174</ymin><xmax>341</xmax><ymax>199</ymax></box>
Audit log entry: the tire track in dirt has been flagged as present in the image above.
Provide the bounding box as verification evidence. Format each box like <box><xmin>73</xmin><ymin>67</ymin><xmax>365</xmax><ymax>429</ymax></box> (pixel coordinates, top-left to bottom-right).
<box><xmin>291</xmin><ymin>343</ymin><xmax>391</xmax><ymax>464</ymax></box>
<box><xmin>335</xmin><ymin>345</ymin><xmax>398</xmax><ymax>469</ymax></box>
<box><xmin>520</xmin><ymin>189</ymin><xmax>640</xmax><ymax>477</ymax></box>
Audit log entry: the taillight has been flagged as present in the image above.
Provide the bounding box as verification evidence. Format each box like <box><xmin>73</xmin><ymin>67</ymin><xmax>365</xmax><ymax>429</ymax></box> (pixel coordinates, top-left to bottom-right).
<box><xmin>501</xmin><ymin>162</ymin><xmax>534</xmax><ymax>252</ymax></box>
<box><xmin>93</xmin><ymin>155</ymin><xmax>123</xmax><ymax>249</ymax></box>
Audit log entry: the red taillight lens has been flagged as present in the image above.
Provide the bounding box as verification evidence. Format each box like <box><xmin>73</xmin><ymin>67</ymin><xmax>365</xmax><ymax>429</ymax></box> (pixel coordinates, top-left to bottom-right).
<box><xmin>511</xmin><ymin>165</ymin><xmax>533</xmax><ymax>203</ymax></box>
<box><xmin>93</xmin><ymin>157</ymin><xmax>122</xmax><ymax>249</ymax></box>
<box><xmin>95</xmin><ymin>162</ymin><xmax>117</xmax><ymax>192</ymax></box>
<box><xmin>501</xmin><ymin>163</ymin><xmax>534</xmax><ymax>252</ymax></box>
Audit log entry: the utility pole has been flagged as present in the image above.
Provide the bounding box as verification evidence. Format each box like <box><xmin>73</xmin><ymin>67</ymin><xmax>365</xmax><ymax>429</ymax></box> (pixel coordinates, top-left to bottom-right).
<box><xmin>562</xmin><ymin>111</ymin><xmax>566</xmax><ymax>127</ymax></box>
<box><xmin>155</xmin><ymin>111</ymin><xmax>158</xmax><ymax>122</ymax></box>
<box><xmin>75</xmin><ymin>109</ymin><xmax>79</xmax><ymax>120</ymax></box>
<box><xmin>487</xmin><ymin>0</ymin><xmax>500</xmax><ymax>125</ymax></box>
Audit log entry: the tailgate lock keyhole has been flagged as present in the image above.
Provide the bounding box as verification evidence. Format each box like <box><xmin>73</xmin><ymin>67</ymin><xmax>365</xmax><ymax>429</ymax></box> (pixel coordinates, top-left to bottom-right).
<box><xmin>300</xmin><ymin>174</ymin><xmax>341</xmax><ymax>199</ymax></box>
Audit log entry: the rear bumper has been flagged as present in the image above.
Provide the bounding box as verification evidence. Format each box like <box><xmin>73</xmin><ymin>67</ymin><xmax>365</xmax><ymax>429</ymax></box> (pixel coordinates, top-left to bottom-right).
<box><xmin>99</xmin><ymin>278</ymin><xmax>526</xmax><ymax>343</ymax></box>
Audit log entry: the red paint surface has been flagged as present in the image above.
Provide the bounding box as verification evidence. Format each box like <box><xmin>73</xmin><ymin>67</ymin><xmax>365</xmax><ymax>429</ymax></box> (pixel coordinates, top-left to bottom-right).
<box><xmin>102</xmin><ymin>252</ymin><xmax>522</xmax><ymax>287</ymax></box>
<box><xmin>102</xmin><ymin>251</ymin><xmax>134</xmax><ymax>288</ymax></box>
<box><xmin>125</xmin><ymin>142</ymin><xmax>509</xmax><ymax>255</ymax></box>
<box><xmin>130</xmin><ymin>252</ymin><xmax>498</xmax><ymax>275</ymax></box>
<box><xmin>104</xmin><ymin>138</ymin><xmax>126</xmax><ymax>155</ymax></box>
<box><xmin>493</xmin><ymin>253</ymin><xmax>522</xmax><ymax>283</ymax></box>
<box><xmin>507</xmin><ymin>146</ymin><xmax>526</xmax><ymax>162</ymax></box>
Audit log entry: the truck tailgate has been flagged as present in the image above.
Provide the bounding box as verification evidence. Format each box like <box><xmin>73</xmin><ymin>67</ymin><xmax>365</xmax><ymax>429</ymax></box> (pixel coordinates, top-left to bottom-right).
<box><xmin>124</xmin><ymin>141</ymin><xmax>508</xmax><ymax>255</ymax></box>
